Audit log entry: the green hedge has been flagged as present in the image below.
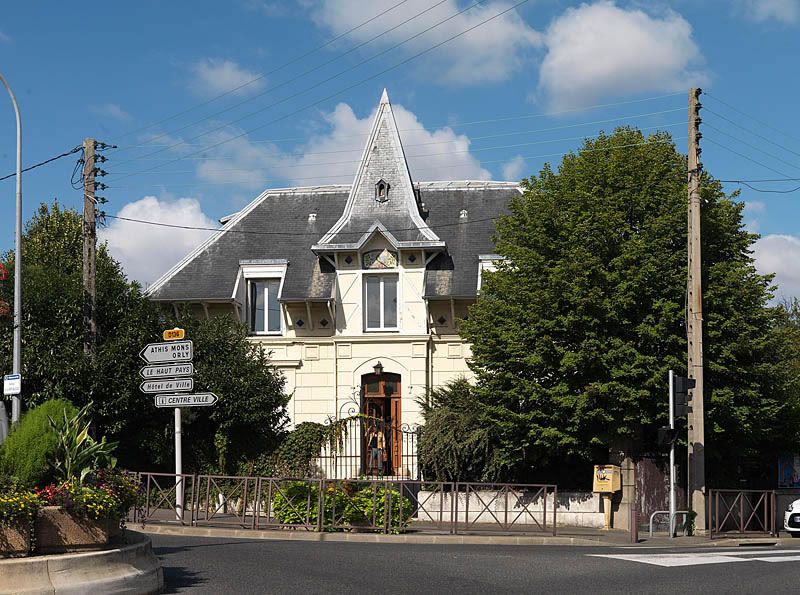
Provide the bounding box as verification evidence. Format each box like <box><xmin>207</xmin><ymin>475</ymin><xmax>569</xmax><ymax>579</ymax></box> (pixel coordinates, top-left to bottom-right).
<box><xmin>0</xmin><ymin>399</ymin><xmax>78</xmax><ymax>487</ymax></box>
<box><xmin>270</xmin><ymin>481</ymin><xmax>412</xmax><ymax>532</ymax></box>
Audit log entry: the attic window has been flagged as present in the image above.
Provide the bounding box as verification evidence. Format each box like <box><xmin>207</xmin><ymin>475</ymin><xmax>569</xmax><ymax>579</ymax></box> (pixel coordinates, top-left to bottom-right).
<box><xmin>308</xmin><ymin>213</ymin><xmax>317</xmax><ymax>222</ymax></box>
<box><xmin>375</xmin><ymin>179</ymin><xmax>390</xmax><ymax>203</ymax></box>
<box><xmin>459</xmin><ymin>209</ymin><xmax>468</xmax><ymax>219</ymax></box>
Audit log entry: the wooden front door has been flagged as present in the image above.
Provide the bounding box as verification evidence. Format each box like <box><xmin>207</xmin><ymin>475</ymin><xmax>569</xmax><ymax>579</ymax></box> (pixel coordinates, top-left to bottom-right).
<box><xmin>361</xmin><ymin>372</ymin><xmax>401</xmax><ymax>476</ymax></box>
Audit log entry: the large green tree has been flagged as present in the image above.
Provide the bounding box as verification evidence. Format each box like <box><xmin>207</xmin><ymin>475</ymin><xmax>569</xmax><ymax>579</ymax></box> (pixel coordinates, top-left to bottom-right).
<box><xmin>459</xmin><ymin>128</ymin><xmax>800</xmax><ymax>486</ymax></box>
<box><xmin>0</xmin><ymin>202</ymin><xmax>289</xmax><ymax>472</ymax></box>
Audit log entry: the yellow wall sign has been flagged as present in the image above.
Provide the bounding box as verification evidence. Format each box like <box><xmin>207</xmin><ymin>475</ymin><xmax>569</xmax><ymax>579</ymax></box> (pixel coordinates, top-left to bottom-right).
<box><xmin>163</xmin><ymin>328</ymin><xmax>185</xmax><ymax>341</ymax></box>
<box><xmin>593</xmin><ymin>464</ymin><xmax>621</xmax><ymax>493</ymax></box>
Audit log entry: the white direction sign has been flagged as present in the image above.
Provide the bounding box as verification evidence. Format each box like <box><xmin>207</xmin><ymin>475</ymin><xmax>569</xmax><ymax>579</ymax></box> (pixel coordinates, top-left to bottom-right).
<box><xmin>141</xmin><ymin>378</ymin><xmax>194</xmax><ymax>394</ymax></box>
<box><xmin>3</xmin><ymin>374</ymin><xmax>21</xmax><ymax>396</ymax></box>
<box><xmin>155</xmin><ymin>393</ymin><xmax>218</xmax><ymax>408</ymax></box>
<box><xmin>140</xmin><ymin>340</ymin><xmax>193</xmax><ymax>364</ymax></box>
<box><xmin>139</xmin><ymin>363</ymin><xmax>194</xmax><ymax>380</ymax></box>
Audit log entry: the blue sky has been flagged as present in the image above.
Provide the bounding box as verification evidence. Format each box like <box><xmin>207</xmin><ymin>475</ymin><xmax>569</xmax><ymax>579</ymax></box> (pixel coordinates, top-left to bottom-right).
<box><xmin>1</xmin><ymin>0</ymin><xmax>799</xmax><ymax>296</ymax></box>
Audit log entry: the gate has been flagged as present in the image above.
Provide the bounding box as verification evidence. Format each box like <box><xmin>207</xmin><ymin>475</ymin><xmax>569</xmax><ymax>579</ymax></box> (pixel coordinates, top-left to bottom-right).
<box><xmin>708</xmin><ymin>489</ymin><xmax>776</xmax><ymax>539</ymax></box>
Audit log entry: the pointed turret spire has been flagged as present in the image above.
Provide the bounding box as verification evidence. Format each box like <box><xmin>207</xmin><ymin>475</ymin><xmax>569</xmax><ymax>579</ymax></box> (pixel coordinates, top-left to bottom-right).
<box><xmin>313</xmin><ymin>90</ymin><xmax>445</xmax><ymax>253</ymax></box>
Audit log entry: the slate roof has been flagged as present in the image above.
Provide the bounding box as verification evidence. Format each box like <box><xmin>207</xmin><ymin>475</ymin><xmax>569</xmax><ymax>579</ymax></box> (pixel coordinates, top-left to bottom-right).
<box><xmin>419</xmin><ymin>182</ymin><xmax>518</xmax><ymax>298</ymax></box>
<box><xmin>147</xmin><ymin>186</ymin><xmax>348</xmax><ymax>302</ymax></box>
<box><xmin>146</xmin><ymin>181</ymin><xmax>519</xmax><ymax>303</ymax></box>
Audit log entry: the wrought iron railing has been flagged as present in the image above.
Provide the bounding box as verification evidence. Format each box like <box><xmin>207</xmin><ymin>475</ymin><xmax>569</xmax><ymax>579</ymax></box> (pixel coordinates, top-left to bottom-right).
<box><xmin>135</xmin><ymin>473</ymin><xmax>558</xmax><ymax>536</ymax></box>
<box><xmin>314</xmin><ymin>417</ymin><xmax>420</xmax><ymax>480</ymax></box>
<box><xmin>708</xmin><ymin>489</ymin><xmax>776</xmax><ymax>539</ymax></box>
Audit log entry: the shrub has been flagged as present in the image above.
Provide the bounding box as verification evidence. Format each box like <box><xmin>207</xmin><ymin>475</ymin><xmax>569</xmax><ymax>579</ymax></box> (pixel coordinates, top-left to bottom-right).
<box><xmin>48</xmin><ymin>401</ymin><xmax>118</xmax><ymax>484</ymax></box>
<box><xmin>35</xmin><ymin>471</ymin><xmax>143</xmax><ymax>521</ymax></box>
<box><xmin>270</xmin><ymin>481</ymin><xmax>411</xmax><ymax>532</ymax></box>
<box><xmin>0</xmin><ymin>399</ymin><xmax>78</xmax><ymax>487</ymax></box>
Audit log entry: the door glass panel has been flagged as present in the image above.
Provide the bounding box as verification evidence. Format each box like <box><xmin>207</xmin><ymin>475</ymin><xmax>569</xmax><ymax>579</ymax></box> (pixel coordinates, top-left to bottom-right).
<box><xmin>366</xmin><ymin>276</ymin><xmax>381</xmax><ymax>328</ymax></box>
<box><xmin>365</xmin><ymin>380</ymin><xmax>379</xmax><ymax>394</ymax></box>
<box><xmin>383</xmin><ymin>276</ymin><xmax>397</xmax><ymax>327</ymax></box>
<box><xmin>383</xmin><ymin>380</ymin><xmax>396</xmax><ymax>396</ymax></box>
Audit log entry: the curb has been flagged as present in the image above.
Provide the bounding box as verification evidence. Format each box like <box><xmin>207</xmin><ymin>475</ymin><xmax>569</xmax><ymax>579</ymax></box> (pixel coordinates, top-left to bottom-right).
<box><xmin>0</xmin><ymin>531</ymin><xmax>163</xmax><ymax>595</ymax></box>
<box><xmin>139</xmin><ymin>523</ymin><xmax>621</xmax><ymax>547</ymax></box>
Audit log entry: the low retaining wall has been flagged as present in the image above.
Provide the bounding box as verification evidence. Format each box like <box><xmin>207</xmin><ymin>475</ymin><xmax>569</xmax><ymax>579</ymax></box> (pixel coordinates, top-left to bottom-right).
<box><xmin>0</xmin><ymin>530</ymin><xmax>163</xmax><ymax>595</ymax></box>
<box><xmin>417</xmin><ymin>490</ymin><xmax>605</xmax><ymax>528</ymax></box>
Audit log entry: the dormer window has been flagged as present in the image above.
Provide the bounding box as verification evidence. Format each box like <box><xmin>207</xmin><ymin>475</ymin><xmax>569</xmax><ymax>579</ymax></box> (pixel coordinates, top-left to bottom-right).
<box><xmin>375</xmin><ymin>179</ymin><xmax>390</xmax><ymax>203</ymax></box>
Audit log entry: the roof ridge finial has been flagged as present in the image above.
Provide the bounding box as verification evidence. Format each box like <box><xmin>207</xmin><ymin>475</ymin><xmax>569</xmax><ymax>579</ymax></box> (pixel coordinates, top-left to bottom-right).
<box><xmin>380</xmin><ymin>88</ymin><xmax>390</xmax><ymax>105</ymax></box>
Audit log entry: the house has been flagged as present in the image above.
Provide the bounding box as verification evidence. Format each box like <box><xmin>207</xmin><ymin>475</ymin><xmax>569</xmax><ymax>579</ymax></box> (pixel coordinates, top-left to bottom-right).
<box><xmin>146</xmin><ymin>90</ymin><xmax>520</xmax><ymax>477</ymax></box>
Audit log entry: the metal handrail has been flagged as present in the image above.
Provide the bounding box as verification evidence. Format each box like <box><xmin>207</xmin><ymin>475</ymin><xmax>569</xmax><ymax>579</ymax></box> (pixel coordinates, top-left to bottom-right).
<box><xmin>649</xmin><ymin>510</ymin><xmax>689</xmax><ymax>537</ymax></box>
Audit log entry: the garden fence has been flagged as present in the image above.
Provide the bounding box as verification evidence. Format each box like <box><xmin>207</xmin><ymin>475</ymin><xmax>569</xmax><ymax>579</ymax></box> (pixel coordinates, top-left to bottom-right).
<box><xmin>133</xmin><ymin>473</ymin><xmax>558</xmax><ymax>536</ymax></box>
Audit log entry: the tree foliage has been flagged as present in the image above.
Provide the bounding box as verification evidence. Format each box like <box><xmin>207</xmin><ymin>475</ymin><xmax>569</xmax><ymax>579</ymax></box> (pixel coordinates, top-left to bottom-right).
<box><xmin>417</xmin><ymin>378</ymin><xmax>502</xmax><ymax>482</ymax></box>
<box><xmin>0</xmin><ymin>202</ymin><xmax>289</xmax><ymax>474</ymax></box>
<box><xmin>460</xmin><ymin>128</ymin><xmax>800</xmax><ymax>485</ymax></box>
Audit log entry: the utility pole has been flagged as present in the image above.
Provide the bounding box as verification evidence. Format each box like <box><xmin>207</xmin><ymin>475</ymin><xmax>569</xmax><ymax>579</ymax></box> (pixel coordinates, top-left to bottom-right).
<box><xmin>686</xmin><ymin>87</ymin><xmax>705</xmax><ymax>531</ymax></box>
<box><xmin>82</xmin><ymin>138</ymin><xmax>97</xmax><ymax>354</ymax></box>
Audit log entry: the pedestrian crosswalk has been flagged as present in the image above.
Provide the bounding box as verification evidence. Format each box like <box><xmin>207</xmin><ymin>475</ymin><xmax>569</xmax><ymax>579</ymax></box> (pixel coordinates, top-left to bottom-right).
<box><xmin>588</xmin><ymin>548</ymin><xmax>800</xmax><ymax>567</ymax></box>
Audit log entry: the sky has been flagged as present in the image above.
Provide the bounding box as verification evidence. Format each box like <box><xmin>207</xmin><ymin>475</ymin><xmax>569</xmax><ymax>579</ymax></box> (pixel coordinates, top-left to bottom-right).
<box><xmin>1</xmin><ymin>0</ymin><xmax>799</xmax><ymax>298</ymax></box>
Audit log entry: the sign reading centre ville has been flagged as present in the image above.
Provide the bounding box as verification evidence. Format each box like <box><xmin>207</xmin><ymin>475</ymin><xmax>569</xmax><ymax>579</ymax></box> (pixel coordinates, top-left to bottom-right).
<box><xmin>155</xmin><ymin>393</ymin><xmax>218</xmax><ymax>408</ymax></box>
<box><xmin>139</xmin><ymin>340</ymin><xmax>193</xmax><ymax>364</ymax></box>
<box><xmin>139</xmin><ymin>363</ymin><xmax>194</xmax><ymax>380</ymax></box>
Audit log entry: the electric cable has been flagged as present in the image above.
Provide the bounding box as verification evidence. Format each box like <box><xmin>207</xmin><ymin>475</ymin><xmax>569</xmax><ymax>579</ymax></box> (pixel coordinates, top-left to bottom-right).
<box><xmin>704</xmin><ymin>92</ymin><xmax>800</xmax><ymax>148</ymax></box>
<box><xmin>704</xmin><ymin>107</ymin><xmax>800</xmax><ymax>161</ymax></box>
<box><xmin>0</xmin><ymin>145</ymin><xmax>82</xmax><ymax>182</ymax></box>
<box><xmin>107</xmin><ymin>0</ymin><xmax>413</xmax><ymax>145</ymax></box>
<box><xmin>702</xmin><ymin>137</ymin><xmax>791</xmax><ymax>178</ymax></box>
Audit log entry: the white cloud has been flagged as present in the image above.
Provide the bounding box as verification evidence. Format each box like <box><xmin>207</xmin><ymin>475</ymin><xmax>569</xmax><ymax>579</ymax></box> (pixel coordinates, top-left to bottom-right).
<box><xmin>538</xmin><ymin>2</ymin><xmax>707</xmax><ymax>110</ymax></box>
<box><xmin>190</xmin><ymin>59</ymin><xmax>265</xmax><ymax>97</ymax></box>
<box><xmin>185</xmin><ymin>99</ymin><xmax>490</xmax><ymax>190</ymax></box>
<box><xmin>303</xmin><ymin>0</ymin><xmax>542</xmax><ymax>84</ymax></box>
<box><xmin>90</xmin><ymin>103</ymin><xmax>131</xmax><ymax>121</ymax></box>
<box><xmin>99</xmin><ymin>197</ymin><xmax>218</xmax><ymax>285</ymax></box>
<box><xmin>0</xmin><ymin>31</ymin><xmax>11</xmax><ymax>43</ymax></box>
<box><xmin>735</xmin><ymin>0</ymin><xmax>799</xmax><ymax>24</ymax></box>
<box><xmin>753</xmin><ymin>234</ymin><xmax>800</xmax><ymax>299</ymax></box>
<box><xmin>501</xmin><ymin>155</ymin><xmax>527</xmax><ymax>181</ymax></box>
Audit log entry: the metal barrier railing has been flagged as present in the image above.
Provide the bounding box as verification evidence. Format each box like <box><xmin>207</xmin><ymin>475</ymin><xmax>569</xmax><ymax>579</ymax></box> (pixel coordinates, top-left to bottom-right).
<box><xmin>708</xmin><ymin>489</ymin><xmax>776</xmax><ymax>539</ymax></box>
<box><xmin>135</xmin><ymin>473</ymin><xmax>558</xmax><ymax>535</ymax></box>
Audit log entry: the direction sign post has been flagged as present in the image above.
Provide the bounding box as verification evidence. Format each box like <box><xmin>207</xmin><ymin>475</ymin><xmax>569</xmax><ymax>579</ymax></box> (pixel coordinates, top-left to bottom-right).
<box><xmin>138</xmin><ymin>332</ymin><xmax>218</xmax><ymax>522</ymax></box>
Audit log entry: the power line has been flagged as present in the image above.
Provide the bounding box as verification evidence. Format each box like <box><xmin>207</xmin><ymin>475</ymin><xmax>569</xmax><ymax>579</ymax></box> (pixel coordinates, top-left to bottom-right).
<box><xmin>703</xmin><ymin>123</ymin><xmax>800</xmax><ymax>173</ymax></box>
<box><xmin>702</xmin><ymin>137</ymin><xmax>791</xmax><ymax>179</ymax></box>
<box><xmin>107</xmin><ymin>136</ymin><xmax>685</xmax><ymax>189</ymax></box>
<box><xmin>113</xmin><ymin>0</ymin><xmax>455</xmax><ymax>156</ymax></box>
<box><xmin>117</xmin><ymin>107</ymin><xmax>685</xmax><ymax>161</ymax></box>
<box><xmin>0</xmin><ymin>145</ymin><xmax>82</xmax><ymax>181</ymax></box>
<box><xmin>112</xmin><ymin>0</ymin><xmax>487</xmax><ymax>166</ymax></box>
<box><xmin>704</xmin><ymin>107</ymin><xmax>800</xmax><ymax>160</ymax></box>
<box><xmin>732</xmin><ymin>181</ymin><xmax>800</xmax><ymax>194</ymax></box>
<box><xmin>704</xmin><ymin>92</ymin><xmax>800</xmax><ymax>148</ymax></box>
<box><xmin>107</xmin><ymin>0</ymin><xmax>413</xmax><ymax>144</ymax></box>
<box><xmin>106</xmin><ymin>122</ymin><xmax>686</xmax><ymax>178</ymax></box>
<box><xmin>108</xmin><ymin>0</ymin><xmax>574</xmax><ymax>184</ymax></box>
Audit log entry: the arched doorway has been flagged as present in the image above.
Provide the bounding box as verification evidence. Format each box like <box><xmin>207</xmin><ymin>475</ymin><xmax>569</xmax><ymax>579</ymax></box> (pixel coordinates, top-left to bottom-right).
<box><xmin>361</xmin><ymin>371</ymin><xmax>401</xmax><ymax>476</ymax></box>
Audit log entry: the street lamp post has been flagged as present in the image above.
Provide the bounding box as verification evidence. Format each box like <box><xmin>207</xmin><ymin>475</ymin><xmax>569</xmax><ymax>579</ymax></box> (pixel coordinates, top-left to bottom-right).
<box><xmin>0</xmin><ymin>71</ymin><xmax>23</xmax><ymax>433</ymax></box>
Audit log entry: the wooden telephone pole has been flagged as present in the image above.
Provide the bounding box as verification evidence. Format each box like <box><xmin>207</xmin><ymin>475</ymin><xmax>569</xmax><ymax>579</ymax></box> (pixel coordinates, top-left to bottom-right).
<box><xmin>82</xmin><ymin>138</ymin><xmax>97</xmax><ymax>353</ymax></box>
<box><xmin>686</xmin><ymin>88</ymin><xmax>705</xmax><ymax>531</ymax></box>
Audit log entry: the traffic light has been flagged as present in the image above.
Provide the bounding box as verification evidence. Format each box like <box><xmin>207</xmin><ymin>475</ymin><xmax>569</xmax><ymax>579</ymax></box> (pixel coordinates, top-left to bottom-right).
<box><xmin>658</xmin><ymin>426</ymin><xmax>677</xmax><ymax>446</ymax></box>
<box><xmin>674</xmin><ymin>376</ymin><xmax>696</xmax><ymax>417</ymax></box>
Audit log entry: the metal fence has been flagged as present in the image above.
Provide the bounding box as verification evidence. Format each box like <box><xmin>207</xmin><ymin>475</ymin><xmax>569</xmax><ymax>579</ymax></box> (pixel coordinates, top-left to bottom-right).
<box><xmin>708</xmin><ymin>489</ymin><xmax>776</xmax><ymax>539</ymax></box>
<box><xmin>135</xmin><ymin>473</ymin><xmax>557</xmax><ymax>535</ymax></box>
<box><xmin>314</xmin><ymin>417</ymin><xmax>420</xmax><ymax>480</ymax></box>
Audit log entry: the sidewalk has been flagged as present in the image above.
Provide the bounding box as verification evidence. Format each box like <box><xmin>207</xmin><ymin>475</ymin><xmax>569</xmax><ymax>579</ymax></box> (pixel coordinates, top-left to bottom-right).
<box><xmin>137</xmin><ymin>521</ymin><xmax>789</xmax><ymax>548</ymax></box>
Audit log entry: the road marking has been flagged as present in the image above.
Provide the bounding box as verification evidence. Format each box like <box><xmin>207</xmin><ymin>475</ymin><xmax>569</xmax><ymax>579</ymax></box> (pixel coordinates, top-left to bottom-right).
<box><xmin>589</xmin><ymin>549</ymin><xmax>800</xmax><ymax>567</ymax></box>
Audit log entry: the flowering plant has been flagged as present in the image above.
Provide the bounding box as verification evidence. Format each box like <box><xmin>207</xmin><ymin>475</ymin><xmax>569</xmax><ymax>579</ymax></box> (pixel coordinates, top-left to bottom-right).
<box><xmin>35</xmin><ymin>471</ymin><xmax>143</xmax><ymax>521</ymax></box>
<box><xmin>0</xmin><ymin>489</ymin><xmax>42</xmax><ymax>525</ymax></box>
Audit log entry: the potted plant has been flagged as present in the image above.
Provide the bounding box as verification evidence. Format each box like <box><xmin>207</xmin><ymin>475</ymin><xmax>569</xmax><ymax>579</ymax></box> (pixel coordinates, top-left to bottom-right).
<box><xmin>0</xmin><ymin>478</ymin><xmax>42</xmax><ymax>557</ymax></box>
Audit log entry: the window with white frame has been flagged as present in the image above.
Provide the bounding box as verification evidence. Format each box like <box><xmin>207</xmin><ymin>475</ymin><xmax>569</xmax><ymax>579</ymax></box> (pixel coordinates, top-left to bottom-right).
<box><xmin>248</xmin><ymin>279</ymin><xmax>281</xmax><ymax>334</ymax></box>
<box><xmin>364</xmin><ymin>274</ymin><xmax>398</xmax><ymax>331</ymax></box>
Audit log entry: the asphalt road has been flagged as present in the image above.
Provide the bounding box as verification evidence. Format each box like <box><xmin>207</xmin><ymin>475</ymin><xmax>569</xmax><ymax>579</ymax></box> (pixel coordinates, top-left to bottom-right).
<box><xmin>151</xmin><ymin>535</ymin><xmax>800</xmax><ymax>594</ymax></box>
